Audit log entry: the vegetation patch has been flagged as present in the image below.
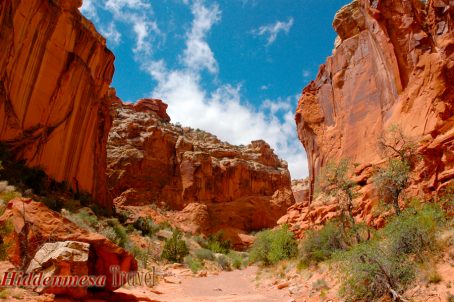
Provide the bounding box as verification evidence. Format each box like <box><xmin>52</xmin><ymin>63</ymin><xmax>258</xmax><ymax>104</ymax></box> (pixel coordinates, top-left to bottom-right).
<box><xmin>249</xmin><ymin>225</ymin><xmax>297</xmax><ymax>266</ymax></box>
<box><xmin>161</xmin><ymin>229</ymin><xmax>189</xmax><ymax>263</ymax></box>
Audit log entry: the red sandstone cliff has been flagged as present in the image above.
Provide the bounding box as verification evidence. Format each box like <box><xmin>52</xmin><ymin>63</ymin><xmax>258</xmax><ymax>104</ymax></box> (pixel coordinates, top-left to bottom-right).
<box><xmin>282</xmin><ymin>0</ymin><xmax>453</xmax><ymax>236</ymax></box>
<box><xmin>296</xmin><ymin>0</ymin><xmax>453</xmax><ymax>201</ymax></box>
<box><xmin>107</xmin><ymin>100</ymin><xmax>295</xmax><ymax>239</ymax></box>
<box><xmin>0</xmin><ymin>0</ymin><xmax>114</xmax><ymax>208</ymax></box>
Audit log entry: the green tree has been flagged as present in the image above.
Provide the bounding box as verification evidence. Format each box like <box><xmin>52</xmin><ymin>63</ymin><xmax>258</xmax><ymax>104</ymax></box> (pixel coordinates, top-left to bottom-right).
<box><xmin>374</xmin><ymin>159</ymin><xmax>410</xmax><ymax>216</ymax></box>
<box><xmin>161</xmin><ymin>229</ymin><xmax>189</xmax><ymax>263</ymax></box>
<box><xmin>375</xmin><ymin>125</ymin><xmax>419</xmax><ymax>215</ymax></box>
<box><xmin>249</xmin><ymin>225</ymin><xmax>297</xmax><ymax>266</ymax></box>
<box><xmin>316</xmin><ymin>159</ymin><xmax>361</xmax><ymax>242</ymax></box>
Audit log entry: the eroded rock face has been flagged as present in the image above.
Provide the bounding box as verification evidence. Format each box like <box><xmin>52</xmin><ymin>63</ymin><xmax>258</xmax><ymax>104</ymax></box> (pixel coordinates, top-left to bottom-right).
<box><xmin>0</xmin><ymin>0</ymin><xmax>115</xmax><ymax>208</ymax></box>
<box><xmin>295</xmin><ymin>0</ymin><xmax>453</xmax><ymax>204</ymax></box>
<box><xmin>0</xmin><ymin>198</ymin><xmax>137</xmax><ymax>291</ymax></box>
<box><xmin>107</xmin><ymin>102</ymin><xmax>295</xmax><ymax>238</ymax></box>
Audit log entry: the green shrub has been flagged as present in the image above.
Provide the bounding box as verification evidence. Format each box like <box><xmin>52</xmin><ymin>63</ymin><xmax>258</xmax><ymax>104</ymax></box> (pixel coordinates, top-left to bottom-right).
<box><xmin>67</xmin><ymin>210</ymin><xmax>99</xmax><ymax>231</ymax></box>
<box><xmin>374</xmin><ymin>159</ymin><xmax>410</xmax><ymax>215</ymax></box>
<box><xmin>158</xmin><ymin>221</ymin><xmax>173</xmax><ymax>231</ymax></box>
<box><xmin>300</xmin><ymin>221</ymin><xmax>345</xmax><ymax>265</ymax></box>
<box><xmin>184</xmin><ymin>256</ymin><xmax>203</xmax><ymax>273</ymax></box>
<box><xmin>161</xmin><ymin>230</ymin><xmax>189</xmax><ymax>263</ymax></box>
<box><xmin>335</xmin><ymin>240</ymin><xmax>414</xmax><ymax>302</ymax></box>
<box><xmin>228</xmin><ymin>251</ymin><xmax>243</xmax><ymax>269</ymax></box>
<box><xmin>383</xmin><ymin>204</ymin><xmax>445</xmax><ymax>257</ymax></box>
<box><xmin>0</xmin><ymin>219</ymin><xmax>13</xmax><ymax>261</ymax></box>
<box><xmin>206</xmin><ymin>231</ymin><xmax>231</xmax><ymax>254</ymax></box>
<box><xmin>249</xmin><ymin>225</ymin><xmax>297</xmax><ymax>266</ymax></box>
<box><xmin>0</xmin><ymin>191</ymin><xmax>21</xmax><ymax>203</ymax></box>
<box><xmin>134</xmin><ymin>217</ymin><xmax>160</xmax><ymax>237</ymax></box>
<box><xmin>195</xmin><ymin>248</ymin><xmax>215</xmax><ymax>261</ymax></box>
<box><xmin>193</xmin><ymin>235</ymin><xmax>208</xmax><ymax>248</ymax></box>
<box><xmin>126</xmin><ymin>242</ymin><xmax>149</xmax><ymax>268</ymax></box>
<box><xmin>105</xmin><ymin>218</ymin><xmax>128</xmax><ymax>248</ymax></box>
<box><xmin>215</xmin><ymin>254</ymin><xmax>231</xmax><ymax>271</ymax></box>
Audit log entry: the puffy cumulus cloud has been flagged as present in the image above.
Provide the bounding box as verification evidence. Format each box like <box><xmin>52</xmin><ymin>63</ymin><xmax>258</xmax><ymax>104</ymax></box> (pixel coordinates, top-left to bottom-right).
<box><xmin>182</xmin><ymin>0</ymin><xmax>221</xmax><ymax>74</ymax></box>
<box><xmin>253</xmin><ymin>17</ymin><xmax>294</xmax><ymax>46</ymax></box>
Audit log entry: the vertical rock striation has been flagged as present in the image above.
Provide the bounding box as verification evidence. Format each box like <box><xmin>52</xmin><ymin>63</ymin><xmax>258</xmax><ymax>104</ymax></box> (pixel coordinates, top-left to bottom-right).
<box><xmin>0</xmin><ymin>0</ymin><xmax>115</xmax><ymax>208</ymax></box>
<box><xmin>296</xmin><ymin>0</ymin><xmax>453</xmax><ymax>202</ymax></box>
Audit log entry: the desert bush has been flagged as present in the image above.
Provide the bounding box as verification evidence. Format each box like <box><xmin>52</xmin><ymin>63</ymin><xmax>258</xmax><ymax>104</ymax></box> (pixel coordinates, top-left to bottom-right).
<box><xmin>104</xmin><ymin>218</ymin><xmax>128</xmax><ymax>248</ymax></box>
<box><xmin>193</xmin><ymin>235</ymin><xmax>208</xmax><ymax>248</ymax></box>
<box><xmin>0</xmin><ymin>219</ymin><xmax>13</xmax><ymax>261</ymax></box>
<box><xmin>249</xmin><ymin>225</ymin><xmax>297</xmax><ymax>266</ymax></box>
<box><xmin>195</xmin><ymin>248</ymin><xmax>215</xmax><ymax>261</ymax></box>
<box><xmin>126</xmin><ymin>242</ymin><xmax>149</xmax><ymax>268</ymax></box>
<box><xmin>0</xmin><ymin>190</ymin><xmax>21</xmax><ymax>204</ymax></box>
<box><xmin>312</xmin><ymin>279</ymin><xmax>329</xmax><ymax>291</ymax></box>
<box><xmin>206</xmin><ymin>231</ymin><xmax>231</xmax><ymax>254</ymax></box>
<box><xmin>134</xmin><ymin>217</ymin><xmax>160</xmax><ymax>237</ymax></box>
<box><xmin>300</xmin><ymin>221</ymin><xmax>346</xmax><ymax>265</ymax></box>
<box><xmin>228</xmin><ymin>251</ymin><xmax>243</xmax><ymax>269</ymax></box>
<box><xmin>440</xmin><ymin>184</ymin><xmax>454</xmax><ymax>214</ymax></box>
<box><xmin>67</xmin><ymin>210</ymin><xmax>99</xmax><ymax>231</ymax></box>
<box><xmin>158</xmin><ymin>221</ymin><xmax>173</xmax><ymax>231</ymax></box>
<box><xmin>383</xmin><ymin>204</ymin><xmax>444</xmax><ymax>258</ymax></box>
<box><xmin>161</xmin><ymin>229</ymin><xmax>189</xmax><ymax>263</ymax></box>
<box><xmin>184</xmin><ymin>256</ymin><xmax>203</xmax><ymax>273</ymax></box>
<box><xmin>335</xmin><ymin>240</ymin><xmax>414</xmax><ymax>302</ymax></box>
<box><xmin>215</xmin><ymin>254</ymin><xmax>231</xmax><ymax>271</ymax></box>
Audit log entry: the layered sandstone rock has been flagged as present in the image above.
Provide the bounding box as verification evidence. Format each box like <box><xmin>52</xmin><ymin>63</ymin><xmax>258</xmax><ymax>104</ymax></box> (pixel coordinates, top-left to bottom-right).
<box><xmin>0</xmin><ymin>0</ymin><xmax>114</xmax><ymax>208</ymax></box>
<box><xmin>0</xmin><ymin>198</ymin><xmax>137</xmax><ymax>291</ymax></box>
<box><xmin>288</xmin><ymin>0</ymin><xmax>453</xmax><ymax>234</ymax></box>
<box><xmin>295</xmin><ymin>0</ymin><xmax>453</xmax><ymax>202</ymax></box>
<box><xmin>107</xmin><ymin>101</ymin><xmax>295</xmax><ymax>239</ymax></box>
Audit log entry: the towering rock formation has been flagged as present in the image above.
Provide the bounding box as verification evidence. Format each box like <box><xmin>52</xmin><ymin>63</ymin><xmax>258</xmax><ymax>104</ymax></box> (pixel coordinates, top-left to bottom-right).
<box><xmin>296</xmin><ymin>0</ymin><xmax>453</xmax><ymax>202</ymax></box>
<box><xmin>107</xmin><ymin>100</ymin><xmax>295</xmax><ymax>239</ymax></box>
<box><xmin>0</xmin><ymin>0</ymin><xmax>114</xmax><ymax>208</ymax></box>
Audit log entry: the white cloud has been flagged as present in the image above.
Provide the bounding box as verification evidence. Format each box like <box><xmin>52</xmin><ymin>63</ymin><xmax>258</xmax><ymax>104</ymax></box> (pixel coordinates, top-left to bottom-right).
<box><xmin>79</xmin><ymin>0</ymin><xmax>160</xmax><ymax>55</ymax></box>
<box><xmin>303</xmin><ymin>69</ymin><xmax>311</xmax><ymax>79</ymax></box>
<box><xmin>254</xmin><ymin>17</ymin><xmax>294</xmax><ymax>46</ymax></box>
<box><xmin>182</xmin><ymin>0</ymin><xmax>221</xmax><ymax>74</ymax></box>
<box><xmin>80</xmin><ymin>0</ymin><xmax>98</xmax><ymax>21</ymax></box>
<box><xmin>100</xmin><ymin>22</ymin><xmax>122</xmax><ymax>46</ymax></box>
<box><xmin>105</xmin><ymin>0</ymin><xmax>151</xmax><ymax>14</ymax></box>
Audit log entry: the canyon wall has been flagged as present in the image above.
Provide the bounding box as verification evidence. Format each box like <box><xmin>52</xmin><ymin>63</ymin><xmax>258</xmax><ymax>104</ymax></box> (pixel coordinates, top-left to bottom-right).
<box><xmin>0</xmin><ymin>0</ymin><xmax>114</xmax><ymax>208</ymax></box>
<box><xmin>296</xmin><ymin>0</ymin><xmax>453</xmax><ymax>202</ymax></box>
<box><xmin>107</xmin><ymin>99</ymin><xmax>295</xmax><ymax>239</ymax></box>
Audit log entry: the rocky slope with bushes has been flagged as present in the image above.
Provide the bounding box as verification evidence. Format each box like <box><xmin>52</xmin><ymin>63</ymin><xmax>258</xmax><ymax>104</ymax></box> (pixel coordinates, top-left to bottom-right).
<box><xmin>107</xmin><ymin>99</ymin><xmax>294</xmax><ymax>243</ymax></box>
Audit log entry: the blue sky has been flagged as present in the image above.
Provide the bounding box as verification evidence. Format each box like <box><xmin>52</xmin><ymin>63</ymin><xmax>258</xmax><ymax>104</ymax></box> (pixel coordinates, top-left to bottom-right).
<box><xmin>80</xmin><ymin>0</ymin><xmax>350</xmax><ymax>179</ymax></box>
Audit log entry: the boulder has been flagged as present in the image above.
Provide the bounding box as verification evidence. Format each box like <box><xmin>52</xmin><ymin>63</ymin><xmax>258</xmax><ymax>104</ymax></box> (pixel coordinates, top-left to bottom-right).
<box><xmin>0</xmin><ymin>198</ymin><xmax>138</xmax><ymax>292</ymax></box>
